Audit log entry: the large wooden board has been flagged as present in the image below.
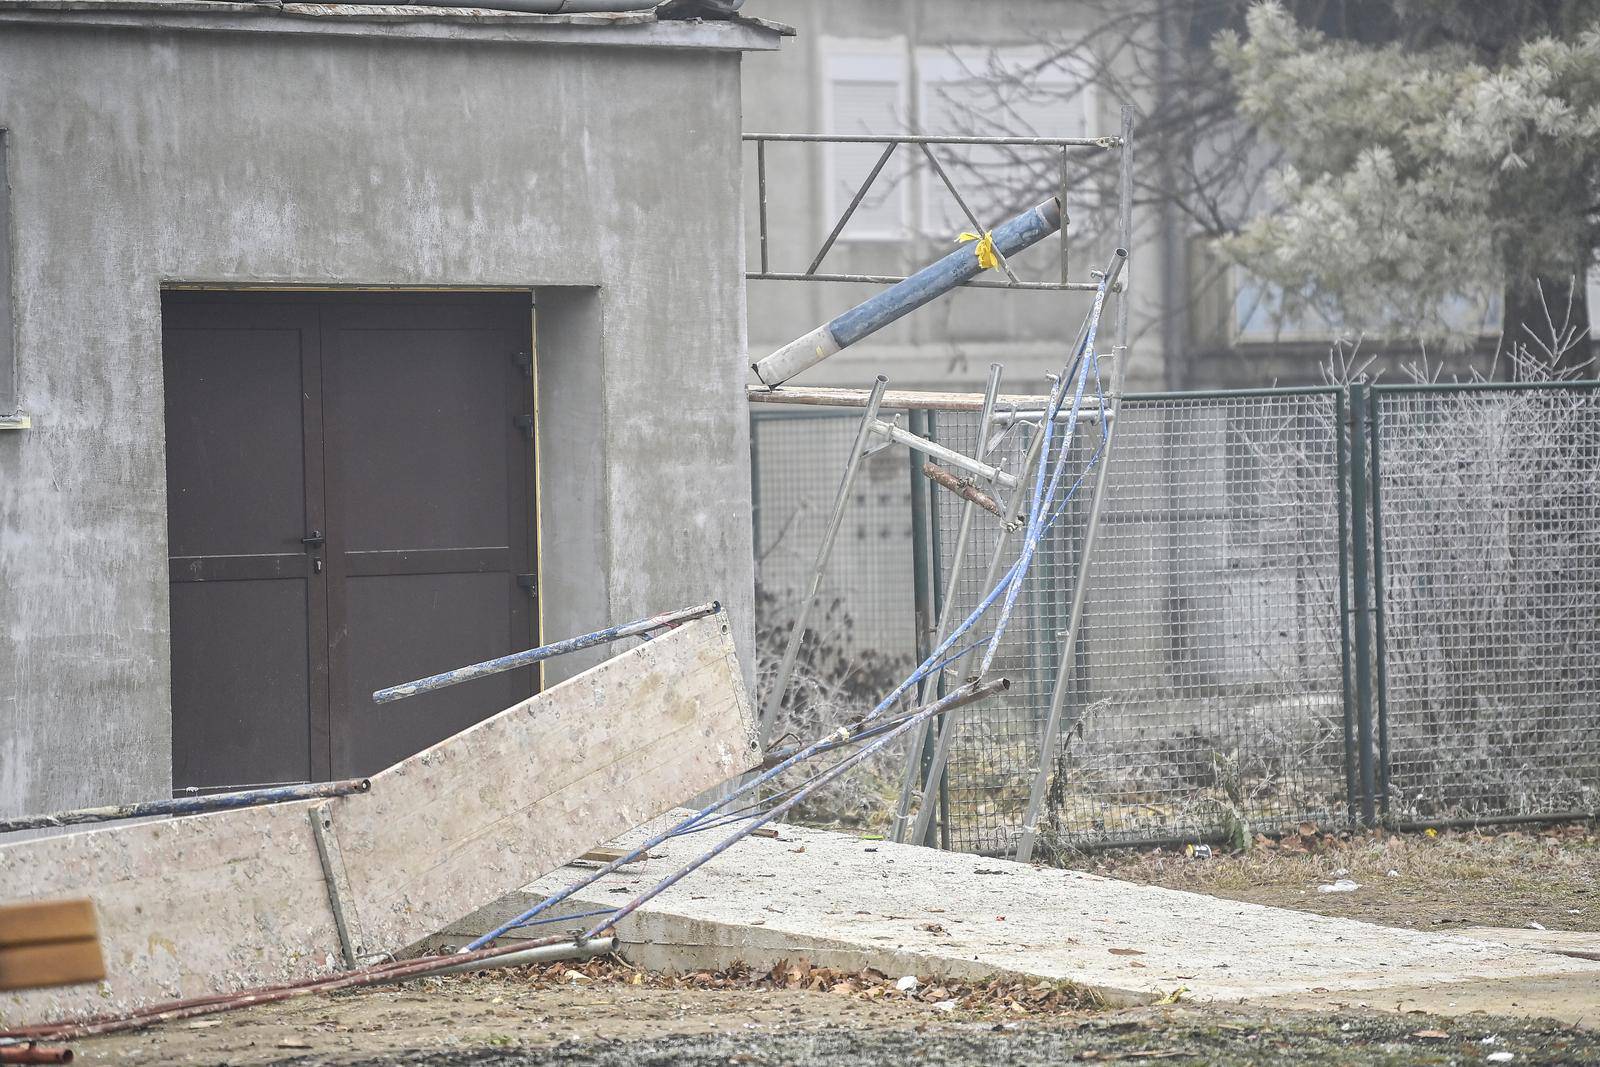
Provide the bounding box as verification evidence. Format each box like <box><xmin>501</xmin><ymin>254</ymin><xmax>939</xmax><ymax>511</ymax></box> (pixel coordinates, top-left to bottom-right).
<box><xmin>0</xmin><ymin>614</ymin><xmax>755</xmax><ymax>1026</ymax></box>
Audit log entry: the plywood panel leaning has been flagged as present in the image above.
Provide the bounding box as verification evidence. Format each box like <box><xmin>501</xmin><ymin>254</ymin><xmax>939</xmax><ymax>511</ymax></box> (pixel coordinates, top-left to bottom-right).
<box><xmin>0</xmin><ymin>613</ymin><xmax>756</xmax><ymax>1027</ymax></box>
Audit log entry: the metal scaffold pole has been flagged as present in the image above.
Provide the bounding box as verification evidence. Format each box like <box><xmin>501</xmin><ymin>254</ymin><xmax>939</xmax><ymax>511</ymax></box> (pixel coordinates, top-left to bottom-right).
<box><xmin>891</xmin><ymin>363</ymin><xmax>1005</xmax><ymax>844</ymax></box>
<box><xmin>1014</xmin><ymin>345</ymin><xmax>1126</xmax><ymax>862</ymax></box>
<box><xmin>758</xmin><ymin>376</ymin><xmax>890</xmax><ymax>744</ymax></box>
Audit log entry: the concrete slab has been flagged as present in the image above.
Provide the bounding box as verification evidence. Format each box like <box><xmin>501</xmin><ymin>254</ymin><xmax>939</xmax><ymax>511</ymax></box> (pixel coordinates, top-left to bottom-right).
<box><xmin>445</xmin><ymin>814</ymin><xmax>1600</xmax><ymax>1010</ymax></box>
<box><xmin>0</xmin><ymin>616</ymin><xmax>757</xmax><ymax>1028</ymax></box>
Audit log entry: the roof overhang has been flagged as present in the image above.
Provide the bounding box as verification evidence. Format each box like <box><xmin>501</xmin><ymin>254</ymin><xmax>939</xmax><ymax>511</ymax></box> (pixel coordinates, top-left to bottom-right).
<box><xmin>0</xmin><ymin>0</ymin><xmax>790</xmax><ymax>50</ymax></box>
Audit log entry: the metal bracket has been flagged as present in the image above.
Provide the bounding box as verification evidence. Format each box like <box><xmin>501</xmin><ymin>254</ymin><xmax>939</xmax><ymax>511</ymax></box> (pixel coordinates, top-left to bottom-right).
<box><xmin>308</xmin><ymin>801</ymin><xmax>368</xmax><ymax>968</ymax></box>
<box><xmin>867</xmin><ymin>417</ymin><xmax>1019</xmax><ymax>490</ymax></box>
<box><xmin>513</xmin><ymin>350</ymin><xmax>533</xmax><ymax>378</ymax></box>
<box><xmin>514</xmin><ymin>414</ymin><xmax>535</xmax><ymax>439</ymax></box>
<box><xmin>517</xmin><ymin>574</ymin><xmax>538</xmax><ymax>600</ymax></box>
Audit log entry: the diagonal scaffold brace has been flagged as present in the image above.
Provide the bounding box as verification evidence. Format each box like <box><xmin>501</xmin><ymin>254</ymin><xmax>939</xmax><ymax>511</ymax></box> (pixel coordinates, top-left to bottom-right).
<box><xmin>371</xmin><ymin>601</ymin><xmax>722</xmax><ymax>705</ymax></box>
<box><xmin>894</xmin><ymin>250</ymin><xmax>1128</xmax><ymax>850</ymax></box>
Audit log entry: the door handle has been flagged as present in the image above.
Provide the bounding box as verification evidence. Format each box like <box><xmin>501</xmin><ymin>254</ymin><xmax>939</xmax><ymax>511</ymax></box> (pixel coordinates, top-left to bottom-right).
<box><xmin>301</xmin><ymin>530</ymin><xmax>326</xmax><ymax>548</ymax></box>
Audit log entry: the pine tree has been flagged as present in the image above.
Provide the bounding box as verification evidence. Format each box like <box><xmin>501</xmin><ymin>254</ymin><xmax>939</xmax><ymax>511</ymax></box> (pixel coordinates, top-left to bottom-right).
<box><xmin>1218</xmin><ymin>0</ymin><xmax>1600</xmax><ymax>359</ymax></box>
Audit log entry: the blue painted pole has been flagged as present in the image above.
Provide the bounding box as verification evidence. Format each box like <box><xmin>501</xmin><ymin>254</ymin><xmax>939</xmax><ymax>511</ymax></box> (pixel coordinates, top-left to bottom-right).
<box><xmin>582</xmin><ymin>678</ymin><xmax>1011</xmax><ymax>940</ymax></box>
<box><xmin>0</xmin><ymin>778</ymin><xmax>371</xmax><ymax>835</ymax></box>
<box><xmin>372</xmin><ymin>601</ymin><xmax>721</xmax><ymax>705</ymax></box>
<box><xmin>752</xmin><ymin>197</ymin><xmax>1064</xmax><ymax>388</ymax></box>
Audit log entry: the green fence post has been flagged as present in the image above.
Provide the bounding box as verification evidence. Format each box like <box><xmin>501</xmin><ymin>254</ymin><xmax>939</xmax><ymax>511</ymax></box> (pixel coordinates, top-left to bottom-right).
<box><xmin>1334</xmin><ymin>388</ymin><xmax>1358</xmax><ymax>823</ymax></box>
<box><xmin>1367</xmin><ymin>388</ymin><xmax>1392</xmax><ymax>820</ymax></box>
<box><xmin>749</xmin><ymin>413</ymin><xmax>763</xmax><ymax>565</ymax></box>
<box><xmin>1348</xmin><ymin>382</ymin><xmax>1378</xmax><ymax>826</ymax></box>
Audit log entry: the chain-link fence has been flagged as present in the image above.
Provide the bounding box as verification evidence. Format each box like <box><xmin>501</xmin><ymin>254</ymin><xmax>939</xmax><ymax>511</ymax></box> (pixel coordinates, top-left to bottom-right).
<box><xmin>931</xmin><ymin>390</ymin><xmax>1350</xmax><ymax>852</ymax></box>
<box><xmin>752</xmin><ymin>410</ymin><xmax>918</xmax><ymax>667</ymax></box>
<box><xmin>750</xmin><ymin>409</ymin><xmax>921</xmax><ymax>828</ymax></box>
<box><xmin>1371</xmin><ymin>382</ymin><xmax>1600</xmax><ymax>825</ymax></box>
<box><xmin>750</xmin><ymin>382</ymin><xmax>1600</xmax><ymax>851</ymax></box>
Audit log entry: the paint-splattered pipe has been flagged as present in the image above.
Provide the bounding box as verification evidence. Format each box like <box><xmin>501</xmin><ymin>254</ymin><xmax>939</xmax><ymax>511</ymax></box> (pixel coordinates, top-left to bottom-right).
<box><xmin>751</xmin><ymin>197</ymin><xmax>1063</xmax><ymax>388</ymax></box>
<box><xmin>372</xmin><ymin>601</ymin><xmax>721</xmax><ymax>705</ymax></box>
<box><xmin>0</xmin><ymin>779</ymin><xmax>371</xmax><ymax>835</ymax></box>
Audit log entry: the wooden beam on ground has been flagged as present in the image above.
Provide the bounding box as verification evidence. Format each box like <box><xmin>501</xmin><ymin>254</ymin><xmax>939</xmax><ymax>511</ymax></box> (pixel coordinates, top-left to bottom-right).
<box><xmin>0</xmin><ymin>613</ymin><xmax>756</xmax><ymax>1026</ymax></box>
<box><xmin>0</xmin><ymin>900</ymin><xmax>104</xmax><ymax>992</ymax></box>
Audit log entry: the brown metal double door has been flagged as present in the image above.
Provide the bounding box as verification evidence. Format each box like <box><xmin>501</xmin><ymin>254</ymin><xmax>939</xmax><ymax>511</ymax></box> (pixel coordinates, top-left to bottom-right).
<box><xmin>163</xmin><ymin>292</ymin><xmax>537</xmax><ymax>790</ymax></box>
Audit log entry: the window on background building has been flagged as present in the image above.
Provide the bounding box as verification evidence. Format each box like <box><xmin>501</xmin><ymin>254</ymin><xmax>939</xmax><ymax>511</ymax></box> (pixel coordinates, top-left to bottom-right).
<box><xmin>821</xmin><ymin>41</ymin><xmax>911</xmax><ymax>242</ymax></box>
<box><xmin>916</xmin><ymin>47</ymin><xmax>1096</xmax><ymax>238</ymax></box>
<box><xmin>1232</xmin><ymin>265</ymin><xmax>1502</xmax><ymax>345</ymax></box>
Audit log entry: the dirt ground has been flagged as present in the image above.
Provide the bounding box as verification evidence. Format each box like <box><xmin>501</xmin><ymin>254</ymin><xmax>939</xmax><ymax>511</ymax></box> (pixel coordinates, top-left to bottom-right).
<box><xmin>46</xmin><ymin>822</ymin><xmax>1600</xmax><ymax>1065</ymax></box>
<box><xmin>1056</xmin><ymin>821</ymin><xmax>1600</xmax><ymax>933</ymax></box>
<box><xmin>65</xmin><ymin>966</ymin><xmax>1600</xmax><ymax>1066</ymax></box>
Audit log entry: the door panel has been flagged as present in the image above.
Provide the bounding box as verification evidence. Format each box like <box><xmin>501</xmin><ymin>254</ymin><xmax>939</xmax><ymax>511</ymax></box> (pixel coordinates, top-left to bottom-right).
<box><xmin>343</xmin><ymin>571</ymin><xmax>526</xmax><ymax>772</ymax></box>
<box><xmin>165</xmin><ymin>327</ymin><xmax>310</xmax><ymax>558</ymax></box>
<box><xmin>164</xmin><ymin>292</ymin><xmax>536</xmax><ymax>789</ymax></box>
<box><xmin>168</xmin><ymin>579</ymin><xmax>313</xmax><ymax>787</ymax></box>
<box><xmin>333</xmin><ymin>322</ymin><xmax>513</xmax><ymax>550</ymax></box>
<box><xmin>321</xmin><ymin>300</ymin><xmax>535</xmax><ymax>777</ymax></box>
<box><xmin>163</xmin><ymin>300</ymin><xmax>327</xmax><ymax>789</ymax></box>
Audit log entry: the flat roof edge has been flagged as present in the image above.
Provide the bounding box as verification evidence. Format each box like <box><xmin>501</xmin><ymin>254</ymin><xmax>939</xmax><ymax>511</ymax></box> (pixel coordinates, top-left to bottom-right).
<box><xmin>0</xmin><ymin>0</ymin><xmax>787</xmax><ymax>49</ymax></box>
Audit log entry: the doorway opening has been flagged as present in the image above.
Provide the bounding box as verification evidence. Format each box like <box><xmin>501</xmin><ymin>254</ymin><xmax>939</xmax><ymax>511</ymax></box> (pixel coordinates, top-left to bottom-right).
<box><xmin>162</xmin><ymin>291</ymin><xmax>538</xmax><ymax>789</ymax></box>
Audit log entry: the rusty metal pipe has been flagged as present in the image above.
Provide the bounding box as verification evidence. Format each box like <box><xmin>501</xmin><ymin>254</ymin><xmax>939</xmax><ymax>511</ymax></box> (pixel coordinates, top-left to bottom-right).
<box><xmin>921</xmin><ymin>461</ymin><xmax>1006</xmax><ymax>520</ymax></box>
<box><xmin>1</xmin><ymin>933</ymin><xmax>594</xmax><ymax>1042</ymax></box>
<box><xmin>0</xmin><ymin>1045</ymin><xmax>73</xmax><ymax>1064</ymax></box>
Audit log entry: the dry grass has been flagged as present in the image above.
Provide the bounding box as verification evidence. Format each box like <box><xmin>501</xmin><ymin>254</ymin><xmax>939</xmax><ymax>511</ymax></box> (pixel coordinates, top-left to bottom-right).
<box><xmin>1058</xmin><ymin>821</ymin><xmax>1600</xmax><ymax>933</ymax></box>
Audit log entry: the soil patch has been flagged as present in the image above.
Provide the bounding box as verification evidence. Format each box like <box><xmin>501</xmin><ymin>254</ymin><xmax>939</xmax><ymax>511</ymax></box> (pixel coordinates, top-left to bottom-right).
<box><xmin>1054</xmin><ymin>822</ymin><xmax>1599</xmax><ymax>933</ymax></box>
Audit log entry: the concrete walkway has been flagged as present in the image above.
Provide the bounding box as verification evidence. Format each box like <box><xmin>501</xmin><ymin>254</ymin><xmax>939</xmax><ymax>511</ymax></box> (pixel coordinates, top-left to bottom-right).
<box><xmin>445</xmin><ymin>815</ymin><xmax>1600</xmax><ymax>1012</ymax></box>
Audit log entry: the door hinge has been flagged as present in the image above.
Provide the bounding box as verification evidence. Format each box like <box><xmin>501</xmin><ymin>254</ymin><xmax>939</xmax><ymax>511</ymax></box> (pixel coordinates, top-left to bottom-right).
<box><xmin>517</xmin><ymin>574</ymin><xmax>538</xmax><ymax>599</ymax></box>
<box><xmin>513</xmin><ymin>350</ymin><xmax>533</xmax><ymax>378</ymax></box>
<box><xmin>514</xmin><ymin>414</ymin><xmax>535</xmax><ymax>438</ymax></box>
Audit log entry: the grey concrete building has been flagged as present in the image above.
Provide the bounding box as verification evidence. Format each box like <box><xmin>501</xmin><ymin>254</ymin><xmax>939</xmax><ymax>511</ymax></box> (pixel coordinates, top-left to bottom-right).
<box><xmin>0</xmin><ymin>1</ymin><xmax>785</xmax><ymax>818</ymax></box>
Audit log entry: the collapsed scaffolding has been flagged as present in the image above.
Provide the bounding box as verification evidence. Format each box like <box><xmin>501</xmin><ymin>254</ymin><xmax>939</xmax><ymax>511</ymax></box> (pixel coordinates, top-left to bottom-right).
<box><xmin>749</xmin><ymin>112</ymin><xmax>1136</xmax><ymax>862</ymax></box>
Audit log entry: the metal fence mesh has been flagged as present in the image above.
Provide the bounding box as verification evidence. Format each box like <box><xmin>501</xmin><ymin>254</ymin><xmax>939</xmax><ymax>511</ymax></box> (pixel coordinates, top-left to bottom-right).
<box><xmin>1374</xmin><ymin>385</ymin><xmax>1600</xmax><ymax>823</ymax></box>
<box><xmin>749</xmin><ymin>383</ymin><xmax>1600</xmax><ymax>851</ymax></box>
<box><xmin>752</xmin><ymin>410</ymin><xmax>918</xmax><ymax>667</ymax></box>
<box><xmin>932</xmin><ymin>392</ymin><xmax>1350</xmax><ymax>852</ymax></box>
<box><xmin>750</xmin><ymin>410</ymin><xmax>919</xmax><ymax>828</ymax></box>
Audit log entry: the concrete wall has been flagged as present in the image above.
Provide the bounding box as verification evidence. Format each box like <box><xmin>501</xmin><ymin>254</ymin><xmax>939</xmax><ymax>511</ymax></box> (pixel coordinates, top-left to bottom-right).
<box><xmin>0</xmin><ymin>13</ymin><xmax>774</xmax><ymax>816</ymax></box>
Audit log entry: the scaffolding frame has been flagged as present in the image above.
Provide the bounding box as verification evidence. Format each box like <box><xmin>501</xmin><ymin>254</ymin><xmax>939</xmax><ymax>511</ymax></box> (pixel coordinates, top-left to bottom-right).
<box><xmin>747</xmin><ymin>108</ymin><xmax>1136</xmax><ymax>857</ymax></box>
<box><xmin>745</xmin><ymin>128</ymin><xmax>1125</xmax><ymax>293</ymax></box>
